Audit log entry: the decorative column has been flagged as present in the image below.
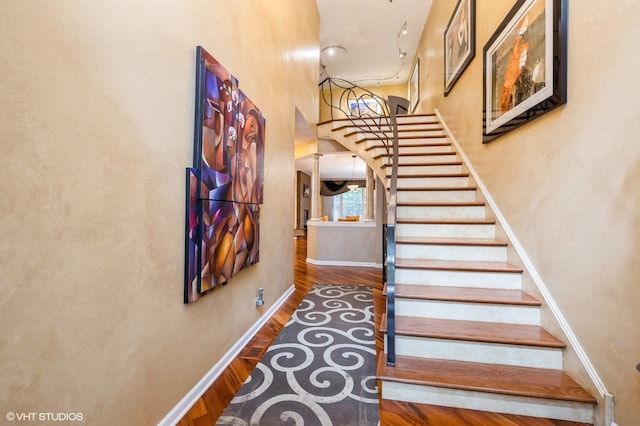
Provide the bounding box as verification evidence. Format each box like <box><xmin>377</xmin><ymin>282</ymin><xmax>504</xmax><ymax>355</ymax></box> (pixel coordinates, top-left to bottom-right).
<box><xmin>310</xmin><ymin>153</ymin><xmax>323</xmax><ymax>220</ymax></box>
<box><xmin>365</xmin><ymin>165</ymin><xmax>375</xmax><ymax>221</ymax></box>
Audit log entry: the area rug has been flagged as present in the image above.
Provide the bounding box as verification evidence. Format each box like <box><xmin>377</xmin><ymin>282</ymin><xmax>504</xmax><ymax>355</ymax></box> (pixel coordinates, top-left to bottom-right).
<box><xmin>217</xmin><ymin>284</ymin><xmax>379</xmax><ymax>426</ymax></box>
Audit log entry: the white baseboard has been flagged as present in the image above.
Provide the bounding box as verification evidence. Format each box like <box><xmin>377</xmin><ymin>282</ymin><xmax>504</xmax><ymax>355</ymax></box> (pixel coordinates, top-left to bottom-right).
<box><xmin>435</xmin><ymin>109</ymin><xmax>611</xmax><ymax>417</ymax></box>
<box><xmin>157</xmin><ymin>285</ymin><xmax>295</xmax><ymax>426</ymax></box>
<box><xmin>306</xmin><ymin>257</ymin><xmax>383</xmax><ymax>269</ymax></box>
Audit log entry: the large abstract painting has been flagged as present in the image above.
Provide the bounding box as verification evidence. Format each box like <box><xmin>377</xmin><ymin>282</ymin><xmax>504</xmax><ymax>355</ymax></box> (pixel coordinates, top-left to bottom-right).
<box><xmin>184</xmin><ymin>46</ymin><xmax>265</xmax><ymax>303</ymax></box>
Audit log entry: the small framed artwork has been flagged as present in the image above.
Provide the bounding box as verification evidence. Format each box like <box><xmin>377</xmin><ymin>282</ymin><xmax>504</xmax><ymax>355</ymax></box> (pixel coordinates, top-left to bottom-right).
<box><xmin>408</xmin><ymin>58</ymin><xmax>420</xmax><ymax>113</ymax></box>
<box><xmin>347</xmin><ymin>99</ymin><xmax>382</xmax><ymax>117</ymax></box>
<box><xmin>483</xmin><ymin>0</ymin><xmax>567</xmax><ymax>143</ymax></box>
<box><xmin>444</xmin><ymin>0</ymin><xmax>476</xmax><ymax>96</ymax></box>
<box><xmin>302</xmin><ymin>184</ymin><xmax>310</xmax><ymax>198</ymax></box>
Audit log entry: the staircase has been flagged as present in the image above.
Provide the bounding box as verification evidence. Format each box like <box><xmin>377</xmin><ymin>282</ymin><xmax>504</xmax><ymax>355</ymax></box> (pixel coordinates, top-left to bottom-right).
<box><xmin>317</xmin><ymin>114</ymin><xmax>597</xmax><ymax>424</ymax></box>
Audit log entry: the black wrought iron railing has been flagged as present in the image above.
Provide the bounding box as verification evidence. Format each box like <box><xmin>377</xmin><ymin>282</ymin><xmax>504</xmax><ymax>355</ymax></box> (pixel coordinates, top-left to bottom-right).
<box><xmin>319</xmin><ymin>77</ymin><xmax>408</xmax><ymax>366</ymax></box>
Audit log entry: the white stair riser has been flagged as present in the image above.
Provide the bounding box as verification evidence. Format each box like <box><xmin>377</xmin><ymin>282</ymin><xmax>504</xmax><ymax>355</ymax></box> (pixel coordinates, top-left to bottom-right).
<box><xmin>398</xmin><ymin>145</ymin><xmax>451</xmax><ymax>155</ymax></box>
<box><xmin>380</xmin><ymin>382</ymin><xmax>594</xmax><ymax>423</ymax></box>
<box><xmin>358</xmin><ymin>136</ymin><xmax>446</xmax><ymax>145</ymax></box>
<box><xmin>397</xmin><ymin>190</ymin><xmax>477</xmax><ymax>203</ymax></box>
<box><xmin>395</xmin><ymin>164</ymin><xmax>462</xmax><ymax>174</ymax></box>
<box><xmin>370</xmin><ymin>123</ymin><xmax>441</xmax><ymax>132</ymax></box>
<box><xmin>395</xmin><ymin>299</ymin><xmax>540</xmax><ymax>325</ymax></box>
<box><xmin>376</xmin><ymin>146</ymin><xmax>452</xmax><ymax>157</ymax></box>
<box><xmin>398</xmin><ymin>137</ymin><xmax>449</xmax><ymax>146</ymax></box>
<box><xmin>395</xmin><ymin>223</ymin><xmax>496</xmax><ymax>239</ymax></box>
<box><xmin>400</xmin><ymin>131</ymin><xmax>445</xmax><ymax>138</ymax></box>
<box><xmin>396</xmin><ymin>243</ymin><xmax>506</xmax><ymax>262</ymax></box>
<box><xmin>397</xmin><ymin>154</ymin><xmax>458</xmax><ymax>164</ymax></box>
<box><xmin>397</xmin><ymin>177</ymin><xmax>470</xmax><ymax>188</ymax></box>
<box><xmin>398</xmin><ymin>116</ymin><xmax>439</xmax><ymax>125</ymax></box>
<box><xmin>387</xmin><ymin>336</ymin><xmax>563</xmax><ymax>370</ymax></box>
<box><xmin>396</xmin><ymin>205</ymin><xmax>485</xmax><ymax>220</ymax></box>
<box><xmin>395</xmin><ymin>268</ymin><xmax>521</xmax><ymax>289</ymax></box>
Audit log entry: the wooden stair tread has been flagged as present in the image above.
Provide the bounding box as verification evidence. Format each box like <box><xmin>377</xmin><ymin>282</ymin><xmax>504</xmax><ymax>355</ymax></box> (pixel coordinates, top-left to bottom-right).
<box><xmin>383</xmin><ymin>283</ymin><xmax>541</xmax><ymax>306</ymax></box>
<box><xmin>396</xmin><ymin>186</ymin><xmax>477</xmax><ymax>191</ymax></box>
<box><xmin>379</xmin><ymin>399</ymin><xmax>594</xmax><ymax>425</ymax></box>
<box><xmin>380</xmin><ymin>314</ymin><xmax>564</xmax><ymax>348</ymax></box>
<box><xmin>347</xmin><ymin>127</ymin><xmax>443</xmax><ymax>135</ymax></box>
<box><xmin>349</xmin><ymin>132</ymin><xmax>445</xmax><ymax>138</ymax></box>
<box><xmin>396</xmin><ymin>172</ymin><xmax>469</xmax><ymax>178</ymax></box>
<box><xmin>396</xmin><ymin>217</ymin><xmax>495</xmax><ymax>225</ymax></box>
<box><xmin>366</xmin><ymin>142</ymin><xmax>451</xmax><ymax>151</ymax></box>
<box><xmin>375</xmin><ymin>151</ymin><xmax>455</xmax><ymax>159</ymax></box>
<box><xmin>395</xmin><ymin>236</ymin><xmax>507</xmax><ymax>247</ymax></box>
<box><xmin>376</xmin><ymin>355</ymin><xmax>596</xmax><ymax>403</ymax></box>
<box><xmin>383</xmin><ymin>161</ymin><xmax>461</xmax><ymax>168</ymax></box>
<box><xmin>396</xmin><ymin>258</ymin><xmax>522</xmax><ymax>273</ymax></box>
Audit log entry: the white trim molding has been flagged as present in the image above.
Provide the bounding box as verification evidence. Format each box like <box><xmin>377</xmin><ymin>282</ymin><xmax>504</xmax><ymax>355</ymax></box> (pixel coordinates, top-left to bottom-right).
<box><xmin>157</xmin><ymin>285</ymin><xmax>296</xmax><ymax>426</ymax></box>
<box><xmin>306</xmin><ymin>258</ymin><xmax>383</xmax><ymax>268</ymax></box>
<box><xmin>435</xmin><ymin>109</ymin><xmax>613</xmax><ymax>423</ymax></box>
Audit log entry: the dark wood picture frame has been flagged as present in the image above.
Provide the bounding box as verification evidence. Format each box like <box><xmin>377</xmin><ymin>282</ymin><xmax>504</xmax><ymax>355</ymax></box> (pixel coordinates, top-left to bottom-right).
<box><xmin>444</xmin><ymin>0</ymin><xmax>476</xmax><ymax>96</ymax></box>
<box><xmin>483</xmin><ymin>0</ymin><xmax>567</xmax><ymax>143</ymax></box>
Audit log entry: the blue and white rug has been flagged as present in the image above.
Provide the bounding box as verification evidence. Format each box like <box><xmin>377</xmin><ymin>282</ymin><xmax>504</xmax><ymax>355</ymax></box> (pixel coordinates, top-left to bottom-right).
<box><xmin>217</xmin><ymin>284</ymin><xmax>379</xmax><ymax>426</ymax></box>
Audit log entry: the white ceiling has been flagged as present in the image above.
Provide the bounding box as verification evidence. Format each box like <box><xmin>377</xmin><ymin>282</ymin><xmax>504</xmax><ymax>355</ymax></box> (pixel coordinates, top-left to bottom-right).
<box><xmin>317</xmin><ymin>0</ymin><xmax>432</xmax><ymax>86</ymax></box>
<box><xmin>295</xmin><ymin>0</ymin><xmax>433</xmax><ymax>179</ymax></box>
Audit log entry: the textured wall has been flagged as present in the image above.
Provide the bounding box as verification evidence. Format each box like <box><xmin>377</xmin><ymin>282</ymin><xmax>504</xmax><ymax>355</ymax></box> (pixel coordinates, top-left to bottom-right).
<box><xmin>414</xmin><ymin>1</ymin><xmax>640</xmax><ymax>423</ymax></box>
<box><xmin>319</xmin><ymin>84</ymin><xmax>408</xmax><ymax>122</ymax></box>
<box><xmin>0</xmin><ymin>1</ymin><xmax>318</xmax><ymax>424</ymax></box>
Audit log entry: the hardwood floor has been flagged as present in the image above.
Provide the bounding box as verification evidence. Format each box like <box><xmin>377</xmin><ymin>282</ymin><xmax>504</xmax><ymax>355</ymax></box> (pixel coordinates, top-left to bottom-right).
<box><xmin>176</xmin><ymin>236</ymin><xmax>384</xmax><ymax>425</ymax></box>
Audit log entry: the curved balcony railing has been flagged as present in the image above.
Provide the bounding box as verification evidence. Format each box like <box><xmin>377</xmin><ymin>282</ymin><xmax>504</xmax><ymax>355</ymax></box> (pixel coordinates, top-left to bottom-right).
<box><xmin>319</xmin><ymin>77</ymin><xmax>408</xmax><ymax>366</ymax></box>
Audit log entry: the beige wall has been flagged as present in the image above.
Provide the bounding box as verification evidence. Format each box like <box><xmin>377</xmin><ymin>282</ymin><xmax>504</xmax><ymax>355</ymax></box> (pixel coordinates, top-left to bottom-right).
<box><xmin>0</xmin><ymin>1</ymin><xmax>318</xmax><ymax>424</ymax></box>
<box><xmin>415</xmin><ymin>1</ymin><xmax>640</xmax><ymax>423</ymax></box>
<box><xmin>319</xmin><ymin>84</ymin><xmax>407</xmax><ymax>122</ymax></box>
<box><xmin>306</xmin><ymin>221</ymin><xmax>381</xmax><ymax>266</ymax></box>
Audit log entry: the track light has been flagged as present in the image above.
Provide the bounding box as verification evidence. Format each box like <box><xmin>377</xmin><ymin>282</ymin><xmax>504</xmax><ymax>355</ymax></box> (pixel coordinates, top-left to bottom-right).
<box><xmin>397</xmin><ymin>22</ymin><xmax>408</xmax><ymax>59</ymax></box>
<box><xmin>321</xmin><ymin>44</ymin><xmax>347</xmax><ymax>57</ymax></box>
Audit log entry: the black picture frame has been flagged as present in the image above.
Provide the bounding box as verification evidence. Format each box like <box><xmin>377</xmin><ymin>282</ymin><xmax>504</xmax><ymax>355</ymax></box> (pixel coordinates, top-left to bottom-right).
<box><xmin>408</xmin><ymin>58</ymin><xmax>420</xmax><ymax>113</ymax></box>
<box><xmin>483</xmin><ymin>0</ymin><xmax>567</xmax><ymax>143</ymax></box>
<box><xmin>444</xmin><ymin>0</ymin><xmax>476</xmax><ymax>96</ymax></box>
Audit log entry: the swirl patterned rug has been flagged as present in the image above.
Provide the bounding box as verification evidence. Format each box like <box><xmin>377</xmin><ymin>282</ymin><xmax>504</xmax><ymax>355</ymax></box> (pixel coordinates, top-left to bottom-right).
<box><xmin>217</xmin><ymin>284</ymin><xmax>379</xmax><ymax>426</ymax></box>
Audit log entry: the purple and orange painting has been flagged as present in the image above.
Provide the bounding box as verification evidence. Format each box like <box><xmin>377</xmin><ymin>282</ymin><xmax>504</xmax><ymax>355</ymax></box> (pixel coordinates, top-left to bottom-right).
<box><xmin>184</xmin><ymin>46</ymin><xmax>265</xmax><ymax>303</ymax></box>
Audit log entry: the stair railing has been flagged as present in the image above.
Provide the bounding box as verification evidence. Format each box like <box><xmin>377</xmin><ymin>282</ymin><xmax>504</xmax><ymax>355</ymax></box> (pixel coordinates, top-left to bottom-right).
<box><xmin>319</xmin><ymin>78</ymin><xmax>408</xmax><ymax>367</ymax></box>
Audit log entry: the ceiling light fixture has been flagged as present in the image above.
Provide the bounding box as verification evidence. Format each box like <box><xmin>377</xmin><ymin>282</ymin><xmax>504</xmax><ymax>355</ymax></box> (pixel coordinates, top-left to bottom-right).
<box><xmin>321</xmin><ymin>44</ymin><xmax>347</xmax><ymax>57</ymax></box>
<box><xmin>319</xmin><ymin>44</ymin><xmax>348</xmax><ymax>77</ymax></box>
<box><xmin>397</xmin><ymin>21</ymin><xmax>408</xmax><ymax>60</ymax></box>
<box><xmin>348</xmin><ymin>155</ymin><xmax>359</xmax><ymax>192</ymax></box>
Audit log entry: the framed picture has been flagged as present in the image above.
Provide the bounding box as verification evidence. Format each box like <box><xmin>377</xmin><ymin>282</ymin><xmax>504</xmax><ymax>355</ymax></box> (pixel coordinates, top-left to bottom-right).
<box><xmin>408</xmin><ymin>58</ymin><xmax>420</xmax><ymax>113</ymax></box>
<box><xmin>302</xmin><ymin>184</ymin><xmax>310</xmax><ymax>198</ymax></box>
<box><xmin>483</xmin><ymin>0</ymin><xmax>567</xmax><ymax>143</ymax></box>
<box><xmin>444</xmin><ymin>0</ymin><xmax>476</xmax><ymax>96</ymax></box>
<box><xmin>184</xmin><ymin>46</ymin><xmax>265</xmax><ymax>303</ymax></box>
<box><xmin>348</xmin><ymin>98</ymin><xmax>382</xmax><ymax>117</ymax></box>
